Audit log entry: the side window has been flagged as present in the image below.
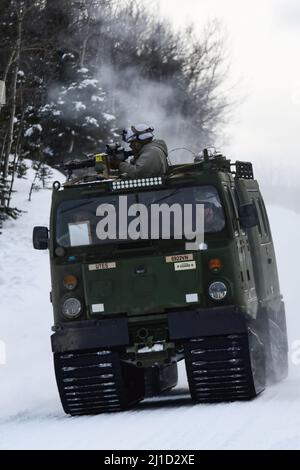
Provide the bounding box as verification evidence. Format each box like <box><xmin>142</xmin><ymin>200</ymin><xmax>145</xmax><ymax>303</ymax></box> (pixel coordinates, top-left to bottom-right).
<box><xmin>229</xmin><ymin>187</ymin><xmax>239</xmax><ymax>219</ymax></box>
<box><xmin>224</xmin><ymin>185</ymin><xmax>239</xmax><ymax>234</ymax></box>
<box><xmin>234</xmin><ymin>188</ymin><xmax>241</xmax><ymax>208</ymax></box>
<box><xmin>258</xmin><ymin>198</ymin><xmax>270</xmax><ymax>238</ymax></box>
<box><xmin>247</xmin><ymin>190</ymin><xmax>270</xmax><ymax>241</ymax></box>
<box><xmin>254</xmin><ymin>198</ymin><xmax>265</xmax><ymax>239</ymax></box>
<box><xmin>249</xmin><ymin>197</ymin><xmax>262</xmax><ymax>237</ymax></box>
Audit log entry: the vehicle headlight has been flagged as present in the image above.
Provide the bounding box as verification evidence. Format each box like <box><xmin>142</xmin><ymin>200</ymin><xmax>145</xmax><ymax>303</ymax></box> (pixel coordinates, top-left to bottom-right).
<box><xmin>62</xmin><ymin>298</ymin><xmax>81</xmax><ymax>318</ymax></box>
<box><xmin>208</xmin><ymin>281</ymin><xmax>228</xmax><ymax>301</ymax></box>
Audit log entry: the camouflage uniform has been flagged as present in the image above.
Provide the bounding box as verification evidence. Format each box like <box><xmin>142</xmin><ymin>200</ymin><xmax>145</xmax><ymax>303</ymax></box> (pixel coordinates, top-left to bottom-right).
<box><xmin>119</xmin><ymin>140</ymin><xmax>168</xmax><ymax>179</ymax></box>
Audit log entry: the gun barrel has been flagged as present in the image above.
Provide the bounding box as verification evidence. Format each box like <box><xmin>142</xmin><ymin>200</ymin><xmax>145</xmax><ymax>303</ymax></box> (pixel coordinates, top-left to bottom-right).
<box><xmin>62</xmin><ymin>158</ymin><xmax>98</xmax><ymax>171</ymax></box>
<box><xmin>57</xmin><ymin>145</ymin><xmax>133</xmax><ymax>173</ymax></box>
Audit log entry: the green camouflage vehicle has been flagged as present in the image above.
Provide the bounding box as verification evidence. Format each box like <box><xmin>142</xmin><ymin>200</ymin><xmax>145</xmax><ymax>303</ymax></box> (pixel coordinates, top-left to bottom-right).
<box><xmin>33</xmin><ymin>152</ymin><xmax>288</xmax><ymax>415</ymax></box>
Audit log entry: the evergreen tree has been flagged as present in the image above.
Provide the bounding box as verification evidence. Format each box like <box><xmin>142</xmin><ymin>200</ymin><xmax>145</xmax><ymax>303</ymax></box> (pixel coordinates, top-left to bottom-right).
<box><xmin>38</xmin><ymin>63</ymin><xmax>117</xmax><ymax>163</ymax></box>
<box><xmin>0</xmin><ymin>0</ymin><xmax>230</xmax><ymax>231</ymax></box>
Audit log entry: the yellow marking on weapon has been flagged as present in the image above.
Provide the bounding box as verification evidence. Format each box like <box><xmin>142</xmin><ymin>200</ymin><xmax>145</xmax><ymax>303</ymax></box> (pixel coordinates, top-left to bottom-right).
<box><xmin>95</xmin><ymin>154</ymin><xmax>105</xmax><ymax>163</ymax></box>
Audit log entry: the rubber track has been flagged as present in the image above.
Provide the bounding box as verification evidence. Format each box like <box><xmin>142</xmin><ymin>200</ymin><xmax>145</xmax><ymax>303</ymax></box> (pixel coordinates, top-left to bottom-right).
<box><xmin>184</xmin><ymin>333</ymin><xmax>260</xmax><ymax>402</ymax></box>
<box><xmin>54</xmin><ymin>349</ymin><xmax>142</xmax><ymax>415</ymax></box>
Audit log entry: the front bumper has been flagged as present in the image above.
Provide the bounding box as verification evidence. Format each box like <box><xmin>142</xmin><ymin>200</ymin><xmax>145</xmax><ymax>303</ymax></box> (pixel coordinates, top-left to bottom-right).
<box><xmin>168</xmin><ymin>305</ymin><xmax>247</xmax><ymax>340</ymax></box>
<box><xmin>51</xmin><ymin>305</ymin><xmax>247</xmax><ymax>353</ymax></box>
<box><xmin>51</xmin><ymin>318</ymin><xmax>129</xmax><ymax>353</ymax></box>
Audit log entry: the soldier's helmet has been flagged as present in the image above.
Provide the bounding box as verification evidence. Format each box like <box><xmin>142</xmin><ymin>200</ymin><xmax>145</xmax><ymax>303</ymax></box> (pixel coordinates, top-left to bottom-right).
<box><xmin>122</xmin><ymin>124</ymin><xmax>154</xmax><ymax>143</ymax></box>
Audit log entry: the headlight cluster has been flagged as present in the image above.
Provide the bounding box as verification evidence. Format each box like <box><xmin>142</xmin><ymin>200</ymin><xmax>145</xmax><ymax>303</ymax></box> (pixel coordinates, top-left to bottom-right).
<box><xmin>63</xmin><ymin>275</ymin><xmax>77</xmax><ymax>291</ymax></box>
<box><xmin>208</xmin><ymin>281</ymin><xmax>228</xmax><ymax>301</ymax></box>
<box><xmin>62</xmin><ymin>298</ymin><xmax>82</xmax><ymax>318</ymax></box>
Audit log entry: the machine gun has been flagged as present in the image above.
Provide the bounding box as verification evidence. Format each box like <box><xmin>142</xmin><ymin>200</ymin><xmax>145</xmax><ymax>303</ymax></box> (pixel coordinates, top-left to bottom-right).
<box><xmin>57</xmin><ymin>143</ymin><xmax>133</xmax><ymax>181</ymax></box>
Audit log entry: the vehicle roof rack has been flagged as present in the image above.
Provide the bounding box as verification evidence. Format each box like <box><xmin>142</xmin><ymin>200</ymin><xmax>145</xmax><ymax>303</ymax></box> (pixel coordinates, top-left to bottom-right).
<box><xmin>234</xmin><ymin>161</ymin><xmax>254</xmax><ymax>180</ymax></box>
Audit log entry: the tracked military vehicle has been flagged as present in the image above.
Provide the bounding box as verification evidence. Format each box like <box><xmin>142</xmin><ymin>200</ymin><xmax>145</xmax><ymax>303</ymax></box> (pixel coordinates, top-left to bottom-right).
<box><xmin>33</xmin><ymin>151</ymin><xmax>288</xmax><ymax>415</ymax></box>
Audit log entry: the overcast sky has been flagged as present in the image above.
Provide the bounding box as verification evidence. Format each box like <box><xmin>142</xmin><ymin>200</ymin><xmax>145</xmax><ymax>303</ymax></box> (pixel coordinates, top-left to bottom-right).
<box><xmin>156</xmin><ymin>0</ymin><xmax>300</xmax><ymax>176</ymax></box>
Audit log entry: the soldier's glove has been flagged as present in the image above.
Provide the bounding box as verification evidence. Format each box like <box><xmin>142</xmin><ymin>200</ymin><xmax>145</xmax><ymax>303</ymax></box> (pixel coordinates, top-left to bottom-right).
<box><xmin>106</xmin><ymin>143</ymin><xmax>132</xmax><ymax>162</ymax></box>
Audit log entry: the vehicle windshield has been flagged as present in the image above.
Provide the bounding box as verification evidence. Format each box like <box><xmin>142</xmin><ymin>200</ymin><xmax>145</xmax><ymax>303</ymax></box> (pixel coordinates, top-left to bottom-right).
<box><xmin>55</xmin><ymin>185</ymin><xmax>225</xmax><ymax>248</ymax></box>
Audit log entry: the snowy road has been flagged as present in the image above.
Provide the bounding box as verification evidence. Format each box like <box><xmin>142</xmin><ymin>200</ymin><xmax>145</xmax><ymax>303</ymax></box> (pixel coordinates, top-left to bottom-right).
<box><xmin>0</xmin><ymin>171</ymin><xmax>300</xmax><ymax>450</ymax></box>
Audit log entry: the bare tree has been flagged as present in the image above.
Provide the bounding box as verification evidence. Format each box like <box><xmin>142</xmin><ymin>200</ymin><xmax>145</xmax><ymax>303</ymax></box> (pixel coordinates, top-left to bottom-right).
<box><xmin>0</xmin><ymin>0</ymin><xmax>41</xmax><ymax>223</ymax></box>
<box><xmin>0</xmin><ymin>0</ymin><xmax>230</xmax><ymax>231</ymax></box>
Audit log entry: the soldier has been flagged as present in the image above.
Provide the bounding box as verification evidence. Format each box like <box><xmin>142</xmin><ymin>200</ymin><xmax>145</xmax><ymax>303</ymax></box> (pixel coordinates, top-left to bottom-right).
<box><xmin>202</xmin><ymin>201</ymin><xmax>225</xmax><ymax>233</ymax></box>
<box><xmin>110</xmin><ymin>124</ymin><xmax>169</xmax><ymax>178</ymax></box>
<box><xmin>193</xmin><ymin>188</ymin><xmax>225</xmax><ymax>233</ymax></box>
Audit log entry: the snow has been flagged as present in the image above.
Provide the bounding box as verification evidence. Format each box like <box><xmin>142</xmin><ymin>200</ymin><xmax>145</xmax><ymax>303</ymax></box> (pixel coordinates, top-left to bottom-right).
<box><xmin>40</xmin><ymin>105</ymin><xmax>61</xmax><ymax>117</ymax></box>
<box><xmin>91</xmin><ymin>95</ymin><xmax>104</xmax><ymax>102</ymax></box>
<box><xmin>62</xmin><ymin>53</ymin><xmax>75</xmax><ymax>60</ymax></box>
<box><xmin>40</xmin><ymin>104</ymin><xmax>51</xmax><ymax>113</ymax></box>
<box><xmin>24</xmin><ymin>128</ymin><xmax>33</xmax><ymax>137</ymax></box>
<box><xmin>74</xmin><ymin>101</ymin><xmax>86</xmax><ymax>112</ymax></box>
<box><xmin>24</xmin><ymin>124</ymin><xmax>42</xmax><ymax>137</ymax></box>
<box><xmin>43</xmin><ymin>147</ymin><xmax>54</xmax><ymax>156</ymax></box>
<box><xmin>79</xmin><ymin>79</ymin><xmax>98</xmax><ymax>89</ymax></box>
<box><xmin>84</xmin><ymin>116</ymin><xmax>99</xmax><ymax>127</ymax></box>
<box><xmin>0</xmin><ymin>172</ymin><xmax>300</xmax><ymax>450</ymax></box>
<box><xmin>61</xmin><ymin>83</ymin><xmax>76</xmax><ymax>94</ymax></box>
<box><xmin>138</xmin><ymin>344</ymin><xmax>164</xmax><ymax>353</ymax></box>
<box><xmin>103</xmin><ymin>112</ymin><xmax>115</xmax><ymax>121</ymax></box>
